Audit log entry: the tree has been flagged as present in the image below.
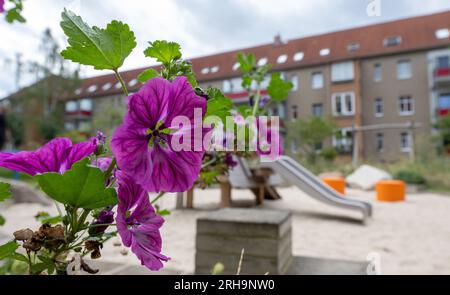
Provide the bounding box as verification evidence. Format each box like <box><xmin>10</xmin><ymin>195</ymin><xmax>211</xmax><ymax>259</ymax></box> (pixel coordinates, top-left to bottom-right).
<box><xmin>287</xmin><ymin>116</ymin><xmax>337</xmax><ymax>163</ymax></box>
<box><xmin>435</xmin><ymin>115</ymin><xmax>450</xmax><ymax>153</ymax></box>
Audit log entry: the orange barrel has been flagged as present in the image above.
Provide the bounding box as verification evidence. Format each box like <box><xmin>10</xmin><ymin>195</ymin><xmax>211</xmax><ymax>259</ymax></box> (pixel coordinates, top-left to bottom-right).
<box><xmin>322</xmin><ymin>177</ymin><xmax>346</xmax><ymax>195</ymax></box>
<box><xmin>376</xmin><ymin>180</ymin><xmax>406</xmax><ymax>202</ymax></box>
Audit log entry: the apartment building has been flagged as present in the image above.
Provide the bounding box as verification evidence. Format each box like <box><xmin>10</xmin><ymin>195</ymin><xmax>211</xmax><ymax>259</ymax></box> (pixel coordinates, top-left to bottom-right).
<box><xmin>5</xmin><ymin>11</ymin><xmax>450</xmax><ymax>160</ymax></box>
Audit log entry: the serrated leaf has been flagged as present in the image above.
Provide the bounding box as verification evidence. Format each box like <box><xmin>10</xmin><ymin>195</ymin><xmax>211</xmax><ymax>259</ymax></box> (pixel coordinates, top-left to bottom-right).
<box><xmin>138</xmin><ymin>68</ymin><xmax>159</xmax><ymax>83</ymax></box>
<box><xmin>237</xmin><ymin>53</ymin><xmax>255</xmax><ymax>73</ymax></box>
<box><xmin>37</xmin><ymin>158</ymin><xmax>117</xmax><ymax>210</ymax></box>
<box><xmin>0</xmin><ymin>182</ymin><xmax>11</xmax><ymax>202</ymax></box>
<box><xmin>205</xmin><ymin>88</ymin><xmax>233</xmax><ymax>123</ymax></box>
<box><xmin>60</xmin><ymin>9</ymin><xmax>136</xmax><ymax>70</ymax></box>
<box><xmin>267</xmin><ymin>72</ymin><xmax>293</xmax><ymax>102</ymax></box>
<box><xmin>0</xmin><ymin>241</ymin><xmax>18</xmax><ymax>260</ymax></box>
<box><xmin>35</xmin><ymin>212</ymin><xmax>62</xmax><ymax>225</ymax></box>
<box><xmin>144</xmin><ymin>40</ymin><xmax>182</xmax><ymax>65</ymax></box>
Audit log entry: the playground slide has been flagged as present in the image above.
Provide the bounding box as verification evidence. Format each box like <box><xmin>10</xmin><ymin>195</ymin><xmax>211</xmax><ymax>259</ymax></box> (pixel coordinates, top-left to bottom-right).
<box><xmin>260</xmin><ymin>156</ymin><xmax>372</xmax><ymax>221</ymax></box>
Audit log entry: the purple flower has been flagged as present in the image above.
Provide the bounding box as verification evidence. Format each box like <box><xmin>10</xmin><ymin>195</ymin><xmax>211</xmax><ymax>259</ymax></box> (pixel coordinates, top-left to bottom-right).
<box><xmin>111</xmin><ymin>77</ymin><xmax>206</xmax><ymax>193</ymax></box>
<box><xmin>116</xmin><ymin>172</ymin><xmax>169</xmax><ymax>271</ymax></box>
<box><xmin>0</xmin><ymin>137</ymin><xmax>97</xmax><ymax>175</ymax></box>
<box><xmin>89</xmin><ymin>208</ymin><xmax>115</xmax><ymax>236</ymax></box>
<box><xmin>0</xmin><ymin>0</ymin><xmax>5</xmax><ymax>14</ymax></box>
<box><xmin>255</xmin><ymin>119</ymin><xmax>284</xmax><ymax>160</ymax></box>
<box><xmin>96</xmin><ymin>131</ymin><xmax>106</xmax><ymax>146</ymax></box>
<box><xmin>94</xmin><ymin>157</ymin><xmax>113</xmax><ymax>172</ymax></box>
<box><xmin>259</xmin><ymin>96</ymin><xmax>270</xmax><ymax>108</ymax></box>
<box><xmin>224</xmin><ymin>153</ymin><xmax>238</xmax><ymax>168</ymax></box>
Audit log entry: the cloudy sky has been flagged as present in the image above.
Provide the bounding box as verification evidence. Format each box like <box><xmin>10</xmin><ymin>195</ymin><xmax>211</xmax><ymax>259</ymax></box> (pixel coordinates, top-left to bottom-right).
<box><xmin>1</xmin><ymin>0</ymin><xmax>450</xmax><ymax>97</ymax></box>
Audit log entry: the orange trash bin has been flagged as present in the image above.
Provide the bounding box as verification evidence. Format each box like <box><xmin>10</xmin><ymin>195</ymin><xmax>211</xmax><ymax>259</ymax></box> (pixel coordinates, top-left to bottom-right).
<box><xmin>376</xmin><ymin>180</ymin><xmax>406</xmax><ymax>202</ymax></box>
<box><xmin>322</xmin><ymin>177</ymin><xmax>346</xmax><ymax>195</ymax></box>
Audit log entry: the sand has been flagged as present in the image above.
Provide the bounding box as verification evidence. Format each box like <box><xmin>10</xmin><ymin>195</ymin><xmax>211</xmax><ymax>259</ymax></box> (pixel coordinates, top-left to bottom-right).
<box><xmin>1</xmin><ymin>187</ymin><xmax>450</xmax><ymax>275</ymax></box>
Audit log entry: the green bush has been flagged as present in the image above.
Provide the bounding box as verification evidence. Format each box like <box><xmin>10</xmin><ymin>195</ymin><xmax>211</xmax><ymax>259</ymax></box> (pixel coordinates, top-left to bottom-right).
<box><xmin>320</xmin><ymin>147</ymin><xmax>338</xmax><ymax>162</ymax></box>
<box><xmin>394</xmin><ymin>170</ymin><xmax>426</xmax><ymax>185</ymax></box>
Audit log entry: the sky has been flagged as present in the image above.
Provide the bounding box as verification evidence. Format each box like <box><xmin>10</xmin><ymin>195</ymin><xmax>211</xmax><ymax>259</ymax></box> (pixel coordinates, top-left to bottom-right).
<box><xmin>1</xmin><ymin>0</ymin><xmax>450</xmax><ymax>97</ymax></box>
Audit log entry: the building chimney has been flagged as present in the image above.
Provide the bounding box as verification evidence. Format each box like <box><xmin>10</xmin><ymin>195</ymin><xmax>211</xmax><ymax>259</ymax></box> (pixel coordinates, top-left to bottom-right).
<box><xmin>273</xmin><ymin>33</ymin><xmax>284</xmax><ymax>46</ymax></box>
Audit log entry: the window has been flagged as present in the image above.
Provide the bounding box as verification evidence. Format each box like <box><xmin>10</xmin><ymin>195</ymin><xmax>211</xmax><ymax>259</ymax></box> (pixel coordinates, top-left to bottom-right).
<box><xmin>333</xmin><ymin>129</ymin><xmax>352</xmax><ymax>153</ymax></box>
<box><xmin>65</xmin><ymin>101</ymin><xmax>77</xmax><ymax>112</ymax></box>
<box><xmin>384</xmin><ymin>36</ymin><xmax>402</xmax><ymax>47</ymax></box>
<box><xmin>437</xmin><ymin>56</ymin><xmax>450</xmax><ymax>69</ymax></box>
<box><xmin>257</xmin><ymin>57</ymin><xmax>268</xmax><ymax>66</ymax></box>
<box><xmin>439</xmin><ymin>93</ymin><xmax>450</xmax><ymax>109</ymax></box>
<box><xmin>400</xmin><ymin>132</ymin><xmax>411</xmax><ymax>152</ymax></box>
<box><xmin>115</xmin><ymin>82</ymin><xmax>122</xmax><ymax>89</ymax></box>
<box><xmin>319</xmin><ymin>48</ymin><xmax>330</xmax><ymax>56</ymax></box>
<box><xmin>331</xmin><ymin>61</ymin><xmax>354</xmax><ymax>82</ymax></box>
<box><xmin>374</xmin><ymin>97</ymin><xmax>383</xmax><ymax>117</ymax></box>
<box><xmin>232</xmin><ymin>62</ymin><xmax>240</xmax><ymax>71</ymax></box>
<box><xmin>277</xmin><ymin>54</ymin><xmax>288</xmax><ymax>64</ymax></box>
<box><xmin>64</xmin><ymin>122</ymin><xmax>75</xmax><ymax>131</ymax></box>
<box><xmin>435</xmin><ymin>28</ymin><xmax>450</xmax><ymax>39</ymax></box>
<box><xmin>128</xmin><ymin>79</ymin><xmax>138</xmax><ymax>87</ymax></box>
<box><xmin>312</xmin><ymin>103</ymin><xmax>323</xmax><ymax>117</ymax></box>
<box><xmin>292</xmin><ymin>105</ymin><xmax>298</xmax><ymax>120</ymax></box>
<box><xmin>80</xmin><ymin>99</ymin><xmax>93</xmax><ymax>111</ymax></box>
<box><xmin>376</xmin><ymin>133</ymin><xmax>384</xmax><ymax>152</ymax></box>
<box><xmin>230</xmin><ymin>78</ymin><xmax>244</xmax><ymax>93</ymax></box>
<box><xmin>398</xmin><ymin>95</ymin><xmax>414</xmax><ymax>116</ymax></box>
<box><xmin>222</xmin><ymin>80</ymin><xmax>232</xmax><ymax>93</ymax></box>
<box><xmin>293</xmin><ymin>51</ymin><xmax>304</xmax><ymax>62</ymax></box>
<box><xmin>397</xmin><ymin>60</ymin><xmax>412</xmax><ymax>80</ymax></box>
<box><xmin>102</xmin><ymin>83</ymin><xmax>112</xmax><ymax>91</ymax></box>
<box><xmin>87</xmin><ymin>85</ymin><xmax>98</xmax><ymax>93</ymax></box>
<box><xmin>201</xmin><ymin>67</ymin><xmax>210</xmax><ymax>74</ymax></box>
<box><xmin>311</xmin><ymin>72</ymin><xmax>324</xmax><ymax>89</ymax></box>
<box><xmin>291</xmin><ymin>75</ymin><xmax>299</xmax><ymax>91</ymax></box>
<box><xmin>347</xmin><ymin>42</ymin><xmax>360</xmax><ymax>52</ymax></box>
<box><xmin>374</xmin><ymin>63</ymin><xmax>382</xmax><ymax>82</ymax></box>
<box><xmin>210</xmin><ymin>66</ymin><xmax>219</xmax><ymax>73</ymax></box>
<box><xmin>332</xmin><ymin>92</ymin><xmax>355</xmax><ymax>116</ymax></box>
<box><xmin>74</xmin><ymin>88</ymin><xmax>82</xmax><ymax>95</ymax></box>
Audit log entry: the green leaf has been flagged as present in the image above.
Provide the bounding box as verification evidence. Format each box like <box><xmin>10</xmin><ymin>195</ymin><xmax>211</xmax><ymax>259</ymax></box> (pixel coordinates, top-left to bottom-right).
<box><xmin>0</xmin><ymin>241</ymin><xmax>18</xmax><ymax>260</ymax></box>
<box><xmin>37</xmin><ymin>158</ymin><xmax>118</xmax><ymax>210</ymax></box>
<box><xmin>0</xmin><ymin>182</ymin><xmax>11</xmax><ymax>202</ymax></box>
<box><xmin>205</xmin><ymin>88</ymin><xmax>233</xmax><ymax>123</ymax></box>
<box><xmin>9</xmin><ymin>253</ymin><xmax>28</xmax><ymax>263</ymax></box>
<box><xmin>157</xmin><ymin>209</ymin><xmax>171</xmax><ymax>216</ymax></box>
<box><xmin>144</xmin><ymin>40</ymin><xmax>182</xmax><ymax>65</ymax></box>
<box><xmin>60</xmin><ymin>9</ymin><xmax>136</xmax><ymax>70</ymax></box>
<box><xmin>138</xmin><ymin>68</ymin><xmax>159</xmax><ymax>83</ymax></box>
<box><xmin>34</xmin><ymin>212</ymin><xmax>62</xmax><ymax>225</ymax></box>
<box><xmin>237</xmin><ymin>53</ymin><xmax>255</xmax><ymax>73</ymax></box>
<box><xmin>236</xmin><ymin>105</ymin><xmax>252</xmax><ymax>118</ymax></box>
<box><xmin>0</xmin><ymin>215</ymin><xmax>5</xmax><ymax>226</ymax></box>
<box><xmin>267</xmin><ymin>72</ymin><xmax>293</xmax><ymax>102</ymax></box>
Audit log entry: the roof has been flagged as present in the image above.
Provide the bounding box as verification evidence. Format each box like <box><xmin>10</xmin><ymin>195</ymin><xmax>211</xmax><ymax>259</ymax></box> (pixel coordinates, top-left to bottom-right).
<box><xmin>69</xmin><ymin>10</ymin><xmax>450</xmax><ymax>100</ymax></box>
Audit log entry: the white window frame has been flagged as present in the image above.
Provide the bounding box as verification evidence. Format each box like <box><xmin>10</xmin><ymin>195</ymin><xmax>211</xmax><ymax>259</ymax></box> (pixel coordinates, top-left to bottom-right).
<box><xmin>222</xmin><ymin>80</ymin><xmax>232</xmax><ymax>93</ymax></box>
<box><xmin>331</xmin><ymin>61</ymin><xmax>354</xmax><ymax>82</ymax></box>
<box><xmin>398</xmin><ymin>95</ymin><xmax>414</xmax><ymax>116</ymax></box>
<box><xmin>65</xmin><ymin>101</ymin><xmax>78</xmax><ymax>112</ymax></box>
<box><xmin>400</xmin><ymin>131</ymin><xmax>412</xmax><ymax>152</ymax></box>
<box><xmin>291</xmin><ymin>74</ymin><xmax>299</xmax><ymax>91</ymax></box>
<box><xmin>397</xmin><ymin>59</ymin><xmax>412</xmax><ymax>80</ymax></box>
<box><xmin>374</xmin><ymin>63</ymin><xmax>382</xmax><ymax>82</ymax></box>
<box><xmin>311</xmin><ymin>72</ymin><xmax>324</xmax><ymax>89</ymax></box>
<box><xmin>374</xmin><ymin>97</ymin><xmax>384</xmax><ymax>117</ymax></box>
<box><xmin>332</xmin><ymin>92</ymin><xmax>355</xmax><ymax>116</ymax></box>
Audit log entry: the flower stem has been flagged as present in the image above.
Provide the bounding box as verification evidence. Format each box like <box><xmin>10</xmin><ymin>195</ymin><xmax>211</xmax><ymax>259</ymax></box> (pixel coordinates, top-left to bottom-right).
<box><xmin>114</xmin><ymin>70</ymin><xmax>129</xmax><ymax>96</ymax></box>
<box><xmin>252</xmin><ymin>82</ymin><xmax>262</xmax><ymax>116</ymax></box>
<box><xmin>151</xmin><ymin>191</ymin><xmax>166</xmax><ymax>204</ymax></box>
<box><xmin>104</xmin><ymin>157</ymin><xmax>117</xmax><ymax>182</ymax></box>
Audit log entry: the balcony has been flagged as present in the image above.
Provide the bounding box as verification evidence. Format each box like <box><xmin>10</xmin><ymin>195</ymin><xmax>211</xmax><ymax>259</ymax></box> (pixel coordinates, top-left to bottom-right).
<box><xmin>434</xmin><ymin>67</ymin><xmax>450</xmax><ymax>87</ymax></box>
<box><xmin>437</xmin><ymin>108</ymin><xmax>450</xmax><ymax>117</ymax></box>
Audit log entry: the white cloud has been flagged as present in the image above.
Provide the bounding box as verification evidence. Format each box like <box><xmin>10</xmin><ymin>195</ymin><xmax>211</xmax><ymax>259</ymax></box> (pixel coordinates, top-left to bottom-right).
<box><xmin>0</xmin><ymin>0</ymin><xmax>450</xmax><ymax>97</ymax></box>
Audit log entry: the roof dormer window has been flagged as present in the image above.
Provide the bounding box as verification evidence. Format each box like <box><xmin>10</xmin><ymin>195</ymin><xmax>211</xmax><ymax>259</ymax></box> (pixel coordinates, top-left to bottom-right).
<box><xmin>277</xmin><ymin>54</ymin><xmax>288</xmax><ymax>64</ymax></box>
<box><xmin>102</xmin><ymin>83</ymin><xmax>112</xmax><ymax>91</ymax></box>
<box><xmin>232</xmin><ymin>62</ymin><xmax>240</xmax><ymax>71</ymax></box>
<box><xmin>257</xmin><ymin>57</ymin><xmax>268</xmax><ymax>66</ymax></box>
<box><xmin>319</xmin><ymin>48</ymin><xmax>330</xmax><ymax>56</ymax></box>
<box><xmin>293</xmin><ymin>51</ymin><xmax>304</xmax><ymax>62</ymax></box>
<box><xmin>347</xmin><ymin>42</ymin><xmax>360</xmax><ymax>52</ymax></box>
<box><xmin>383</xmin><ymin>36</ymin><xmax>402</xmax><ymax>47</ymax></box>
<box><xmin>87</xmin><ymin>85</ymin><xmax>98</xmax><ymax>93</ymax></box>
<box><xmin>128</xmin><ymin>79</ymin><xmax>138</xmax><ymax>87</ymax></box>
<box><xmin>201</xmin><ymin>67</ymin><xmax>210</xmax><ymax>74</ymax></box>
<box><xmin>435</xmin><ymin>28</ymin><xmax>450</xmax><ymax>39</ymax></box>
<box><xmin>210</xmin><ymin>66</ymin><xmax>219</xmax><ymax>73</ymax></box>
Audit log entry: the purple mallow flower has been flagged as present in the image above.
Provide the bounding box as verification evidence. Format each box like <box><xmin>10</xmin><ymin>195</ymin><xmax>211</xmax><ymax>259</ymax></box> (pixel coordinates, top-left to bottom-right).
<box><xmin>224</xmin><ymin>153</ymin><xmax>238</xmax><ymax>168</ymax></box>
<box><xmin>0</xmin><ymin>0</ymin><xmax>5</xmax><ymax>14</ymax></box>
<box><xmin>89</xmin><ymin>208</ymin><xmax>115</xmax><ymax>236</ymax></box>
<box><xmin>116</xmin><ymin>172</ymin><xmax>169</xmax><ymax>271</ymax></box>
<box><xmin>111</xmin><ymin>77</ymin><xmax>207</xmax><ymax>193</ymax></box>
<box><xmin>0</xmin><ymin>137</ymin><xmax>97</xmax><ymax>175</ymax></box>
